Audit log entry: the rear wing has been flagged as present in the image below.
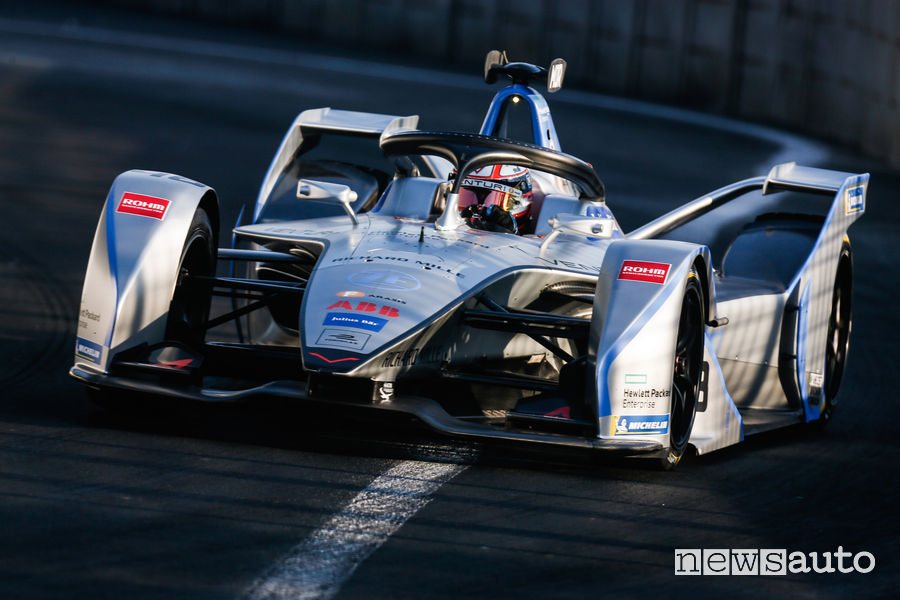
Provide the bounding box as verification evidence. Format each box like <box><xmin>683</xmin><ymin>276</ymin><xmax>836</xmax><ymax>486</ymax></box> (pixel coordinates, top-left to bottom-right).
<box><xmin>296</xmin><ymin>108</ymin><xmax>417</xmax><ymax>138</ymax></box>
<box><xmin>254</xmin><ymin>108</ymin><xmax>418</xmax><ymax>222</ymax></box>
<box><xmin>628</xmin><ymin>162</ymin><xmax>867</xmax><ymax>240</ymax></box>
<box><xmin>762</xmin><ymin>162</ymin><xmax>856</xmax><ymax>194</ymax></box>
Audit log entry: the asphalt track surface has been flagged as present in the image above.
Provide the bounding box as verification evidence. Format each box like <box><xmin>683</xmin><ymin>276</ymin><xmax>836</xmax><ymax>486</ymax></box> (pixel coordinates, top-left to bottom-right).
<box><xmin>0</xmin><ymin>5</ymin><xmax>898</xmax><ymax>600</ymax></box>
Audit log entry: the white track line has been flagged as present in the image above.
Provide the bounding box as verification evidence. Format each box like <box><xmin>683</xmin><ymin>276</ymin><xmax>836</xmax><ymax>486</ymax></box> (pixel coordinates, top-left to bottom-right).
<box><xmin>242</xmin><ymin>460</ymin><xmax>466</xmax><ymax>600</ymax></box>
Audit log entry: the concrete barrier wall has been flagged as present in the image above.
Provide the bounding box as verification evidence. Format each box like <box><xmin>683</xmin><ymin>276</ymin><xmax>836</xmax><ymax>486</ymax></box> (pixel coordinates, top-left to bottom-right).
<box><xmin>111</xmin><ymin>0</ymin><xmax>900</xmax><ymax>167</ymax></box>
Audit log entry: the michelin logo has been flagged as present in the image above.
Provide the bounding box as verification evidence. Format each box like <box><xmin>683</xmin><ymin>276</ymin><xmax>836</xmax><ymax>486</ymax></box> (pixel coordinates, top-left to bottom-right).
<box><xmin>612</xmin><ymin>415</ymin><xmax>669</xmax><ymax>435</ymax></box>
<box><xmin>75</xmin><ymin>337</ymin><xmax>103</xmax><ymax>365</ymax></box>
<box><xmin>846</xmin><ymin>185</ymin><xmax>864</xmax><ymax>214</ymax></box>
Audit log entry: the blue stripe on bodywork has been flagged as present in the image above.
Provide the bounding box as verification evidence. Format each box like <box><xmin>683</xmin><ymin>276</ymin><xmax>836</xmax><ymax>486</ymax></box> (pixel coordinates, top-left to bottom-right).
<box><xmin>104</xmin><ymin>189</ymin><xmax>120</xmax><ymax>348</ymax></box>
<box><xmin>231</xmin><ymin>204</ymin><xmax>246</xmax><ymax>252</ymax></box>
<box><xmin>369</xmin><ymin>179</ymin><xmax>394</xmax><ymax>213</ymax></box>
<box><xmin>596</xmin><ymin>262</ymin><xmax>688</xmax><ymax>418</ymax></box>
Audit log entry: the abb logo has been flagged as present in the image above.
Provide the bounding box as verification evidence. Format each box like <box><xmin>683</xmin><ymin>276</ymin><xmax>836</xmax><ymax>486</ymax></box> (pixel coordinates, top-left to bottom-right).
<box><xmin>618</xmin><ymin>260</ymin><xmax>670</xmax><ymax>284</ymax></box>
<box><xmin>116</xmin><ymin>192</ymin><xmax>170</xmax><ymax>220</ymax></box>
<box><xmin>326</xmin><ymin>300</ymin><xmax>400</xmax><ymax>317</ymax></box>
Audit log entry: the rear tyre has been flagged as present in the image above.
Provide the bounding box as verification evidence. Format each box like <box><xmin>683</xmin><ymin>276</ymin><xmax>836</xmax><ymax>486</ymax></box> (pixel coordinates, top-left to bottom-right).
<box><xmin>661</xmin><ymin>268</ymin><xmax>705</xmax><ymax>470</ymax></box>
<box><xmin>816</xmin><ymin>242</ymin><xmax>853</xmax><ymax>426</ymax></box>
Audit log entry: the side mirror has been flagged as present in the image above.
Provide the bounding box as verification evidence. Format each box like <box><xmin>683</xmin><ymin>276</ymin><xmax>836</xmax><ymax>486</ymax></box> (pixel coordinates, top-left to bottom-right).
<box><xmin>297</xmin><ymin>179</ymin><xmax>359</xmax><ymax>225</ymax></box>
<box><xmin>483</xmin><ymin>49</ymin><xmax>508</xmax><ymax>84</ymax></box>
<box><xmin>547</xmin><ymin>58</ymin><xmax>566</xmax><ymax>93</ymax></box>
<box><xmin>539</xmin><ymin>213</ymin><xmax>614</xmax><ymax>254</ymax></box>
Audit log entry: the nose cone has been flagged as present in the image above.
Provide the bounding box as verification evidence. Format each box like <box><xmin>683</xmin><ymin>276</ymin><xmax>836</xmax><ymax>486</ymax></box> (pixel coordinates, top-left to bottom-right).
<box><xmin>300</xmin><ymin>263</ymin><xmax>463</xmax><ymax>372</ymax></box>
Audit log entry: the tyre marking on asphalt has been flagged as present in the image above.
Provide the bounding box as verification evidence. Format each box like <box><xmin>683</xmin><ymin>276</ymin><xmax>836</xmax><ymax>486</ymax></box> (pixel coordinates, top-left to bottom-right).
<box><xmin>242</xmin><ymin>460</ymin><xmax>466</xmax><ymax>600</ymax></box>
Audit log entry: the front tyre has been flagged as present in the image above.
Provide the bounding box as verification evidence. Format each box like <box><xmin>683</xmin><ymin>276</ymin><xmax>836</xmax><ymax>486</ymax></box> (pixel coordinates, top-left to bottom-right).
<box><xmin>662</xmin><ymin>268</ymin><xmax>705</xmax><ymax>469</ymax></box>
<box><xmin>165</xmin><ymin>207</ymin><xmax>216</xmax><ymax>348</ymax></box>
<box><xmin>88</xmin><ymin>207</ymin><xmax>215</xmax><ymax>413</ymax></box>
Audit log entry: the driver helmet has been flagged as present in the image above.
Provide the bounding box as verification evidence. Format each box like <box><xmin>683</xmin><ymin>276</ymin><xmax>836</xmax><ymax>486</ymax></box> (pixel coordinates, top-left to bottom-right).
<box><xmin>457</xmin><ymin>164</ymin><xmax>534</xmax><ymax>232</ymax></box>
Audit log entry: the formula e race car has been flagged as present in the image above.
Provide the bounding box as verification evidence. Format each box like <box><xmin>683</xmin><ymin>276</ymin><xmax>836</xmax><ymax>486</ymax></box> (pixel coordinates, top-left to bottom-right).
<box><xmin>71</xmin><ymin>51</ymin><xmax>867</xmax><ymax>467</ymax></box>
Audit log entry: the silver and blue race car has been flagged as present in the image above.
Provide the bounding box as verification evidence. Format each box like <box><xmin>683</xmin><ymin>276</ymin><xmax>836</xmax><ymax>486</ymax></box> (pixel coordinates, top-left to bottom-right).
<box><xmin>71</xmin><ymin>51</ymin><xmax>866</xmax><ymax>467</ymax></box>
